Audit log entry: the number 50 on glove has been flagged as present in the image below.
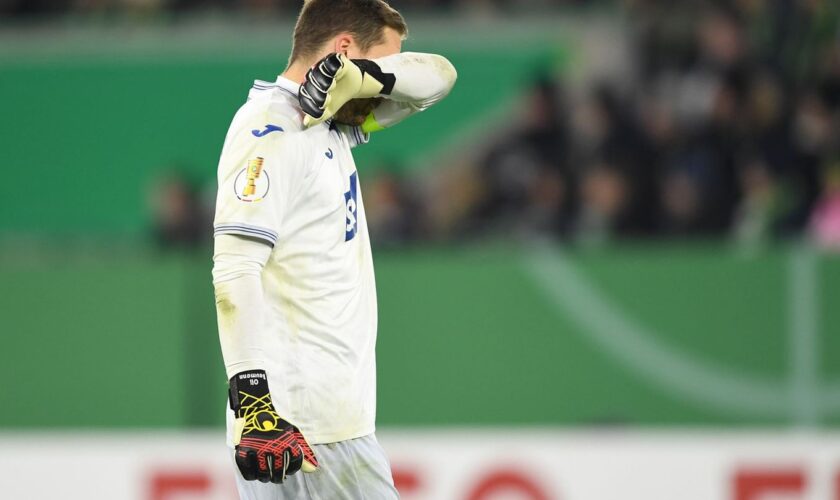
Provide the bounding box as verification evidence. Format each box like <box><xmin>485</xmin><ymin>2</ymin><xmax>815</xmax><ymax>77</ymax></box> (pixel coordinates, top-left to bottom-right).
<box><xmin>299</xmin><ymin>52</ymin><xmax>395</xmax><ymax>128</ymax></box>
<box><xmin>229</xmin><ymin>370</ymin><xmax>319</xmax><ymax>483</ymax></box>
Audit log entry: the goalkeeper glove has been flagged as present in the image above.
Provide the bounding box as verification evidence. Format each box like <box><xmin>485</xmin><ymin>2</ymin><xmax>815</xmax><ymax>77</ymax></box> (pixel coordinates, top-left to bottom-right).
<box><xmin>299</xmin><ymin>52</ymin><xmax>395</xmax><ymax>128</ymax></box>
<box><xmin>228</xmin><ymin>370</ymin><xmax>319</xmax><ymax>483</ymax></box>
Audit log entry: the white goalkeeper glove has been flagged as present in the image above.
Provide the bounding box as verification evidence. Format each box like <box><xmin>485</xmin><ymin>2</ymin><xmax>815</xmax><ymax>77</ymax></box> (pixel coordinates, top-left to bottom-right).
<box><xmin>299</xmin><ymin>52</ymin><xmax>395</xmax><ymax>128</ymax></box>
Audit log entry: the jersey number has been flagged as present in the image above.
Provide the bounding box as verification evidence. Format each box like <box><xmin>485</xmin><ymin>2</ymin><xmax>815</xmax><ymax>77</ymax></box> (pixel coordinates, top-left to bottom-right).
<box><xmin>345</xmin><ymin>172</ymin><xmax>358</xmax><ymax>242</ymax></box>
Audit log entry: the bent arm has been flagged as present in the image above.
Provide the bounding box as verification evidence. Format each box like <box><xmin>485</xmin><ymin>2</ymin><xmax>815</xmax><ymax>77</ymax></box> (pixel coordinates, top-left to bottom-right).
<box><xmin>363</xmin><ymin>52</ymin><xmax>457</xmax><ymax>132</ymax></box>
<box><xmin>213</xmin><ymin>233</ymin><xmax>273</xmax><ymax>378</ymax></box>
<box><xmin>377</xmin><ymin>52</ymin><xmax>457</xmax><ymax>109</ymax></box>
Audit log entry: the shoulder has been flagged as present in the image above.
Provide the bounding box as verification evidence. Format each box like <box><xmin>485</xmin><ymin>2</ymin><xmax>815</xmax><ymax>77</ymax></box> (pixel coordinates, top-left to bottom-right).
<box><xmin>217</xmin><ymin>94</ymin><xmax>319</xmax><ymax>182</ymax></box>
<box><xmin>233</xmin><ymin>95</ymin><xmax>306</xmax><ymax>137</ymax></box>
<box><xmin>220</xmin><ymin>94</ymin><xmax>313</xmax><ymax>160</ymax></box>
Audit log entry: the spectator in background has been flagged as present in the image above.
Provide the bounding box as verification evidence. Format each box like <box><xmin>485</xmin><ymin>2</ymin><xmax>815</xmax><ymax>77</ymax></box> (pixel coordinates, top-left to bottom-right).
<box><xmin>575</xmin><ymin>161</ymin><xmax>630</xmax><ymax>245</ymax></box>
<box><xmin>789</xmin><ymin>90</ymin><xmax>835</xmax><ymax>223</ymax></box>
<box><xmin>147</xmin><ymin>170</ymin><xmax>210</xmax><ymax>250</ymax></box>
<box><xmin>671</xmin><ymin>75</ymin><xmax>741</xmax><ymax>234</ymax></box>
<box><xmin>574</xmin><ymin>85</ymin><xmax>659</xmax><ymax>238</ymax></box>
<box><xmin>520</xmin><ymin>166</ymin><xmax>568</xmax><ymax>238</ymax></box>
<box><xmin>0</xmin><ymin>0</ymin><xmax>67</xmax><ymax>17</ymax></box>
<box><xmin>732</xmin><ymin>153</ymin><xmax>791</xmax><ymax>245</ymax></box>
<box><xmin>465</xmin><ymin>76</ymin><xmax>573</xmax><ymax>239</ymax></box>
<box><xmin>810</xmin><ymin>160</ymin><xmax>840</xmax><ymax>251</ymax></box>
<box><xmin>659</xmin><ymin>168</ymin><xmax>706</xmax><ymax>236</ymax></box>
<box><xmin>365</xmin><ymin>167</ymin><xmax>427</xmax><ymax>246</ymax></box>
<box><xmin>433</xmin><ymin>0</ymin><xmax>839</xmax><ymax>246</ymax></box>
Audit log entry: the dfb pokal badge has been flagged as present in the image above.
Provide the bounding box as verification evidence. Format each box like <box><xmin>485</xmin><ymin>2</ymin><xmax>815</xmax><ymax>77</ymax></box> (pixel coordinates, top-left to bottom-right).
<box><xmin>234</xmin><ymin>157</ymin><xmax>270</xmax><ymax>202</ymax></box>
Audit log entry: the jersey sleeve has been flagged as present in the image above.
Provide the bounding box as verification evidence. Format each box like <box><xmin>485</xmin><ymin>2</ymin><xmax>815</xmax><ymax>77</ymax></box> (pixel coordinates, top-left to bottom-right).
<box><xmin>213</xmin><ymin>108</ymin><xmax>308</xmax><ymax>246</ymax></box>
<box><xmin>361</xmin><ymin>52</ymin><xmax>457</xmax><ymax>133</ymax></box>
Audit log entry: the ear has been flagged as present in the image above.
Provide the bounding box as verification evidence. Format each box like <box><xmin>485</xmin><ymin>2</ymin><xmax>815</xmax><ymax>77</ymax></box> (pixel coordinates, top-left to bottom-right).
<box><xmin>333</xmin><ymin>34</ymin><xmax>354</xmax><ymax>55</ymax></box>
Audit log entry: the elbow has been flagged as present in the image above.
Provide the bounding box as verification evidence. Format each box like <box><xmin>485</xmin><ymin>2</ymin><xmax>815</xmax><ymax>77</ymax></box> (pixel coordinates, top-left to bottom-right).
<box><xmin>214</xmin><ymin>284</ymin><xmax>236</xmax><ymax>315</ymax></box>
<box><xmin>410</xmin><ymin>54</ymin><xmax>457</xmax><ymax>110</ymax></box>
<box><xmin>214</xmin><ymin>282</ymin><xmax>239</xmax><ymax>330</ymax></box>
<box><xmin>432</xmin><ymin>54</ymin><xmax>457</xmax><ymax>97</ymax></box>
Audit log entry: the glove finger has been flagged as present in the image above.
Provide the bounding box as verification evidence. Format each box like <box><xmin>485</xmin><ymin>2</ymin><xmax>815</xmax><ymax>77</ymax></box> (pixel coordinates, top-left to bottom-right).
<box><xmin>299</xmin><ymin>86</ymin><xmax>324</xmax><ymax>119</ymax></box>
<box><xmin>264</xmin><ymin>452</ymin><xmax>274</xmax><ymax>483</ymax></box>
<box><xmin>255</xmin><ymin>452</ymin><xmax>271</xmax><ymax>483</ymax></box>
<box><xmin>306</xmin><ymin>96</ymin><xmax>334</xmax><ymax>126</ymax></box>
<box><xmin>295</xmin><ymin>432</ymin><xmax>320</xmax><ymax>471</ymax></box>
<box><xmin>311</xmin><ymin>67</ymin><xmax>334</xmax><ymax>94</ymax></box>
<box><xmin>274</xmin><ymin>451</ymin><xmax>294</xmax><ymax>484</ymax></box>
<box><xmin>235</xmin><ymin>448</ymin><xmax>258</xmax><ymax>481</ymax></box>
<box><xmin>285</xmin><ymin>446</ymin><xmax>303</xmax><ymax>476</ymax></box>
<box><xmin>268</xmin><ymin>452</ymin><xmax>288</xmax><ymax>484</ymax></box>
<box><xmin>303</xmin><ymin>80</ymin><xmax>328</xmax><ymax>107</ymax></box>
<box><xmin>320</xmin><ymin>53</ymin><xmax>343</xmax><ymax>77</ymax></box>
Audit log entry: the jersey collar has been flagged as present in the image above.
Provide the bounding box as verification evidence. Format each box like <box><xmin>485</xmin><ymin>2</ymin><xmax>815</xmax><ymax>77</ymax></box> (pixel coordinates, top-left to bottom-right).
<box><xmin>274</xmin><ymin>75</ymin><xmax>301</xmax><ymax>96</ymax></box>
<box><xmin>250</xmin><ymin>75</ymin><xmax>334</xmax><ymax>128</ymax></box>
<box><xmin>249</xmin><ymin>76</ymin><xmax>300</xmax><ymax>101</ymax></box>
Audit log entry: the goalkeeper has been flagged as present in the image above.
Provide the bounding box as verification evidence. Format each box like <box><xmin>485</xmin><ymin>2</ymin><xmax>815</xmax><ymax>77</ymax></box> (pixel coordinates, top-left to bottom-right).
<box><xmin>211</xmin><ymin>0</ymin><xmax>456</xmax><ymax>498</ymax></box>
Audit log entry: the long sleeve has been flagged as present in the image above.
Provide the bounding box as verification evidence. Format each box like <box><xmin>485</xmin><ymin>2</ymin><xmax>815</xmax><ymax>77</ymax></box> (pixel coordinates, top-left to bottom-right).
<box><xmin>212</xmin><ymin>233</ymin><xmax>273</xmax><ymax>378</ymax></box>
<box><xmin>364</xmin><ymin>52</ymin><xmax>457</xmax><ymax>131</ymax></box>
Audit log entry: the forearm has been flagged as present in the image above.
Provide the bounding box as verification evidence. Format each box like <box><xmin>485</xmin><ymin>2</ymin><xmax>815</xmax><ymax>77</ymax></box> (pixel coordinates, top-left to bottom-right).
<box><xmin>374</xmin><ymin>52</ymin><xmax>457</xmax><ymax>110</ymax></box>
<box><xmin>213</xmin><ymin>234</ymin><xmax>273</xmax><ymax>378</ymax></box>
<box><xmin>359</xmin><ymin>52</ymin><xmax>456</xmax><ymax>132</ymax></box>
<box><xmin>299</xmin><ymin>52</ymin><xmax>456</xmax><ymax>130</ymax></box>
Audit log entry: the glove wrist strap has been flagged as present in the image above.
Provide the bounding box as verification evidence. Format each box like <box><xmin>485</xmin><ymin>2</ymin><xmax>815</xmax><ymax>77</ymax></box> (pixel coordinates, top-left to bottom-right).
<box><xmin>229</xmin><ymin>370</ymin><xmax>272</xmax><ymax>417</ymax></box>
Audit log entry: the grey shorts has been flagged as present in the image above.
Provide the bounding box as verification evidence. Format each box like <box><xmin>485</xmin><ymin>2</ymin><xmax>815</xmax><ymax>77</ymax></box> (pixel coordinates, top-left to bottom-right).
<box><xmin>233</xmin><ymin>433</ymin><xmax>400</xmax><ymax>500</ymax></box>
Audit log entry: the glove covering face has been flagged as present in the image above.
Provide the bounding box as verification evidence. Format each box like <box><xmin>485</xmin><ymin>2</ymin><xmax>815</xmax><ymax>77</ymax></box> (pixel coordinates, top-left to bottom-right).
<box><xmin>299</xmin><ymin>53</ymin><xmax>395</xmax><ymax>128</ymax></box>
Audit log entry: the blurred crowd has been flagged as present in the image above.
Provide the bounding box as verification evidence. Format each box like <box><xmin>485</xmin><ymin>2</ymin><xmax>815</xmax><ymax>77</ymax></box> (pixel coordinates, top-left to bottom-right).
<box><xmin>0</xmin><ymin>0</ymin><xmax>588</xmax><ymax>19</ymax></box>
<box><xmin>362</xmin><ymin>0</ymin><xmax>840</xmax><ymax>249</ymax></box>
<box><xmin>133</xmin><ymin>0</ymin><xmax>840</xmax><ymax>249</ymax></box>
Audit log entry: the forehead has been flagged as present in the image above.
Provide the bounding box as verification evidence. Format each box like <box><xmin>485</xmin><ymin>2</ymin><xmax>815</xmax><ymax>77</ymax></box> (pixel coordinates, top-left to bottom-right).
<box><xmin>365</xmin><ymin>27</ymin><xmax>403</xmax><ymax>58</ymax></box>
<box><xmin>382</xmin><ymin>27</ymin><xmax>404</xmax><ymax>48</ymax></box>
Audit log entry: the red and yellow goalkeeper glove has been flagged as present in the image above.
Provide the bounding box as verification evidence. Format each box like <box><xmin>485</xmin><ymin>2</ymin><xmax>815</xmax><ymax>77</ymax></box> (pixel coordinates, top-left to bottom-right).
<box><xmin>228</xmin><ymin>370</ymin><xmax>319</xmax><ymax>483</ymax></box>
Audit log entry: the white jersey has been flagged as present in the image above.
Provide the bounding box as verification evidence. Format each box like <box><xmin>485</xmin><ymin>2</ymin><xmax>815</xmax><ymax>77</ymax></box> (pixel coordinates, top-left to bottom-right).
<box><xmin>214</xmin><ymin>76</ymin><xmax>377</xmax><ymax>444</ymax></box>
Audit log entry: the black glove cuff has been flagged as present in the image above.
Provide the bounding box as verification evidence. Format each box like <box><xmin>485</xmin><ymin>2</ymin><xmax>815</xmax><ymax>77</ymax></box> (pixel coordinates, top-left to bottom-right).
<box><xmin>228</xmin><ymin>370</ymin><xmax>271</xmax><ymax>413</ymax></box>
<box><xmin>352</xmin><ymin>59</ymin><xmax>396</xmax><ymax>95</ymax></box>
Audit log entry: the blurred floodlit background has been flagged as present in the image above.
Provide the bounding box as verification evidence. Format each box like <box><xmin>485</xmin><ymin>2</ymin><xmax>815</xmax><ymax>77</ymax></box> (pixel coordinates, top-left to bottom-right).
<box><xmin>1</xmin><ymin>0</ymin><xmax>839</xmax><ymax>499</ymax></box>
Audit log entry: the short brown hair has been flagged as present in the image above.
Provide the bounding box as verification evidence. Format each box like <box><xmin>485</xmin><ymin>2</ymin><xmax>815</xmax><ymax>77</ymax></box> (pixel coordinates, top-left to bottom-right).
<box><xmin>289</xmin><ymin>0</ymin><xmax>407</xmax><ymax>65</ymax></box>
